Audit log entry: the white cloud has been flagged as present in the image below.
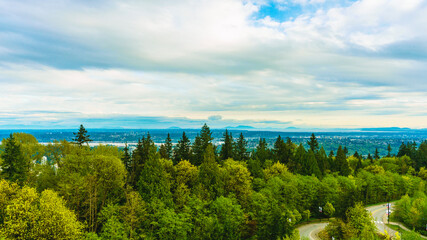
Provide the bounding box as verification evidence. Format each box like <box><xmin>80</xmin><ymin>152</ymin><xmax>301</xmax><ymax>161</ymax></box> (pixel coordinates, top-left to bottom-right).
<box><xmin>0</xmin><ymin>0</ymin><xmax>427</xmax><ymax>128</ymax></box>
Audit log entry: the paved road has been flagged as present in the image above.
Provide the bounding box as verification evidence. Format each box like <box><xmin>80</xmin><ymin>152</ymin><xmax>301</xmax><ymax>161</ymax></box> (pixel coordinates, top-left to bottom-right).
<box><xmin>299</xmin><ymin>222</ymin><xmax>329</xmax><ymax>239</ymax></box>
<box><xmin>366</xmin><ymin>203</ymin><xmax>396</xmax><ymax>235</ymax></box>
<box><xmin>298</xmin><ymin>203</ymin><xmax>395</xmax><ymax>240</ymax></box>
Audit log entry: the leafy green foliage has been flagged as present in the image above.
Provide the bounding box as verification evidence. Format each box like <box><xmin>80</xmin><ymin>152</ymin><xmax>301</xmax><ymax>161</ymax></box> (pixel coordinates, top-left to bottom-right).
<box><xmin>2</xmin><ymin>126</ymin><xmax>427</xmax><ymax>240</ymax></box>
<box><xmin>0</xmin><ymin>180</ymin><xmax>83</xmax><ymax>239</ymax></box>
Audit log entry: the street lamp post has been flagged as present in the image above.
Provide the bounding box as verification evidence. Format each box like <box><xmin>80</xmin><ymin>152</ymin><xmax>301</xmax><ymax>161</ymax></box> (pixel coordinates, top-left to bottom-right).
<box><xmin>387</xmin><ymin>200</ymin><xmax>390</xmax><ymax>224</ymax></box>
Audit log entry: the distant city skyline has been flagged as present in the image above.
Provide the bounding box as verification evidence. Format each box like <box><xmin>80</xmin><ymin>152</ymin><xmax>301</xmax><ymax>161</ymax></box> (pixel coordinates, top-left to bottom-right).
<box><xmin>1</xmin><ymin>0</ymin><xmax>427</xmax><ymax>129</ymax></box>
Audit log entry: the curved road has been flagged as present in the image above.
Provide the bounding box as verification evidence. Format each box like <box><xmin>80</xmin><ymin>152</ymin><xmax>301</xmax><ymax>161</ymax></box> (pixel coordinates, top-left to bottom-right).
<box><xmin>298</xmin><ymin>203</ymin><xmax>395</xmax><ymax>239</ymax></box>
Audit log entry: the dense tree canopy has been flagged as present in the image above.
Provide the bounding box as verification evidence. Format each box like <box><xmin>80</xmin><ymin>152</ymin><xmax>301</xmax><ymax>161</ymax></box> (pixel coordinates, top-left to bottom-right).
<box><xmin>1</xmin><ymin>124</ymin><xmax>427</xmax><ymax>239</ymax></box>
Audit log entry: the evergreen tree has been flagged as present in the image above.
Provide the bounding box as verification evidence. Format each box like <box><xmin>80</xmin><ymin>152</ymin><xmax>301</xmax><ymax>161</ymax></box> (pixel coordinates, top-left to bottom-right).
<box><xmin>0</xmin><ymin>134</ymin><xmax>28</xmax><ymax>184</ymax></box>
<box><xmin>335</xmin><ymin>145</ymin><xmax>350</xmax><ymax>176</ymax></box>
<box><xmin>192</xmin><ymin>124</ymin><xmax>214</xmax><ymax>166</ymax></box>
<box><xmin>220</xmin><ymin>129</ymin><xmax>234</xmax><ymax>161</ymax></box>
<box><xmin>72</xmin><ymin>124</ymin><xmax>92</xmax><ymax>146</ymax></box>
<box><xmin>387</xmin><ymin>144</ymin><xmax>392</xmax><ymax>157</ymax></box>
<box><xmin>273</xmin><ymin>135</ymin><xmax>289</xmax><ymax>164</ymax></box>
<box><xmin>130</xmin><ymin>139</ymin><xmax>143</xmax><ymax>187</ymax></box>
<box><xmin>198</xmin><ymin>144</ymin><xmax>222</xmax><ymax>199</ymax></box>
<box><xmin>254</xmin><ymin>138</ymin><xmax>271</xmax><ymax>165</ymax></box>
<box><xmin>307</xmin><ymin>133</ymin><xmax>319</xmax><ymax>152</ymax></box>
<box><xmin>130</xmin><ymin>134</ymin><xmax>155</xmax><ymax>188</ymax></box>
<box><xmin>397</xmin><ymin>142</ymin><xmax>407</xmax><ymax>157</ymax></box>
<box><xmin>285</xmin><ymin>137</ymin><xmax>295</xmax><ymax>164</ymax></box>
<box><xmin>159</xmin><ymin>144</ymin><xmax>168</xmax><ymax>160</ymax></box>
<box><xmin>159</xmin><ymin>133</ymin><xmax>173</xmax><ymax>160</ymax></box>
<box><xmin>165</xmin><ymin>133</ymin><xmax>173</xmax><ymax>159</ymax></box>
<box><xmin>367</xmin><ymin>153</ymin><xmax>373</xmax><ymax>163</ymax></box>
<box><xmin>374</xmin><ymin>148</ymin><xmax>380</xmax><ymax>160</ymax></box>
<box><xmin>303</xmin><ymin>150</ymin><xmax>322</xmax><ymax>178</ymax></box>
<box><xmin>234</xmin><ymin>133</ymin><xmax>248</xmax><ymax>161</ymax></box>
<box><xmin>328</xmin><ymin>150</ymin><xmax>335</xmax><ymax>172</ymax></box>
<box><xmin>355</xmin><ymin>157</ymin><xmax>363</xmax><ymax>174</ymax></box>
<box><xmin>289</xmin><ymin>144</ymin><xmax>305</xmax><ymax>173</ymax></box>
<box><xmin>137</xmin><ymin>148</ymin><xmax>173</xmax><ymax>206</ymax></box>
<box><xmin>173</xmin><ymin>132</ymin><xmax>191</xmax><ymax>164</ymax></box>
<box><xmin>415</xmin><ymin>141</ymin><xmax>427</xmax><ymax>170</ymax></box>
<box><xmin>353</xmin><ymin>151</ymin><xmax>360</xmax><ymax>159</ymax></box>
<box><xmin>121</xmin><ymin>143</ymin><xmax>131</xmax><ymax>174</ymax></box>
<box><xmin>316</xmin><ymin>147</ymin><xmax>329</xmax><ymax>175</ymax></box>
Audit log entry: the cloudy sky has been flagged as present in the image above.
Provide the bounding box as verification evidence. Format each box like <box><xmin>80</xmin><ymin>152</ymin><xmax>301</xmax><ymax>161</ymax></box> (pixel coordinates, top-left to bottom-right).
<box><xmin>1</xmin><ymin>0</ymin><xmax>427</xmax><ymax>129</ymax></box>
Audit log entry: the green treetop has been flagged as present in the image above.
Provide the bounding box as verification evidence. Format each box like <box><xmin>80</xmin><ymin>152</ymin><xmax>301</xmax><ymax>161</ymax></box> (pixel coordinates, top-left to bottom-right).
<box><xmin>234</xmin><ymin>133</ymin><xmax>248</xmax><ymax>161</ymax></box>
<box><xmin>307</xmin><ymin>133</ymin><xmax>319</xmax><ymax>152</ymax></box>
<box><xmin>192</xmin><ymin>124</ymin><xmax>214</xmax><ymax>165</ymax></box>
<box><xmin>173</xmin><ymin>132</ymin><xmax>191</xmax><ymax>164</ymax></box>
<box><xmin>220</xmin><ymin>129</ymin><xmax>234</xmax><ymax>161</ymax></box>
<box><xmin>73</xmin><ymin>124</ymin><xmax>92</xmax><ymax>146</ymax></box>
<box><xmin>336</xmin><ymin>145</ymin><xmax>350</xmax><ymax>176</ymax></box>
<box><xmin>0</xmin><ymin>134</ymin><xmax>29</xmax><ymax>184</ymax></box>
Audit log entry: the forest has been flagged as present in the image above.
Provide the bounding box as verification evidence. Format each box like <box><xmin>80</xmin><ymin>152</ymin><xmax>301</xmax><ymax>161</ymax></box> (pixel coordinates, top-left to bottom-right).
<box><xmin>1</xmin><ymin>124</ymin><xmax>427</xmax><ymax>239</ymax></box>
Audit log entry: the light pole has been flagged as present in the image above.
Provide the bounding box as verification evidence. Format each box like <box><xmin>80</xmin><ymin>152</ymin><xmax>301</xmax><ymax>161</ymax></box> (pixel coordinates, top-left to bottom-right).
<box><xmin>387</xmin><ymin>200</ymin><xmax>390</xmax><ymax>224</ymax></box>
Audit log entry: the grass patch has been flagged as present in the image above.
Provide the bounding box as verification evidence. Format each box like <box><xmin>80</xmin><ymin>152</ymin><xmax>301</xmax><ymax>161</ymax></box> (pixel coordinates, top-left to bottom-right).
<box><xmin>387</xmin><ymin>224</ymin><xmax>424</xmax><ymax>240</ymax></box>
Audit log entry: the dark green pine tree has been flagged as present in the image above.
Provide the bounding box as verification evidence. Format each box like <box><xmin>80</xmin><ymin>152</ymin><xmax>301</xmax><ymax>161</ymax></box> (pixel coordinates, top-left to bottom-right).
<box><xmin>220</xmin><ymin>129</ymin><xmax>234</xmax><ymax>161</ymax></box>
<box><xmin>234</xmin><ymin>133</ymin><xmax>248</xmax><ymax>161</ymax></box>
<box><xmin>316</xmin><ymin>147</ymin><xmax>329</xmax><ymax>175</ymax></box>
<box><xmin>353</xmin><ymin>151</ymin><xmax>360</xmax><ymax>159</ymax></box>
<box><xmin>254</xmin><ymin>138</ymin><xmax>271</xmax><ymax>165</ymax></box>
<box><xmin>335</xmin><ymin>145</ymin><xmax>350</xmax><ymax>176</ymax></box>
<box><xmin>72</xmin><ymin>124</ymin><xmax>92</xmax><ymax>146</ymax></box>
<box><xmin>387</xmin><ymin>144</ymin><xmax>392</xmax><ymax>157</ymax></box>
<box><xmin>397</xmin><ymin>142</ymin><xmax>407</xmax><ymax>157</ymax></box>
<box><xmin>192</xmin><ymin>134</ymin><xmax>203</xmax><ymax>165</ymax></box>
<box><xmin>301</xmin><ymin>150</ymin><xmax>321</xmax><ymax>178</ymax></box>
<box><xmin>130</xmin><ymin>133</ymin><xmax>156</xmax><ymax>187</ymax></box>
<box><xmin>289</xmin><ymin>144</ymin><xmax>305</xmax><ymax>173</ymax></box>
<box><xmin>141</xmin><ymin>133</ymin><xmax>155</xmax><ymax>164</ymax></box>
<box><xmin>192</xmin><ymin>124</ymin><xmax>214</xmax><ymax>166</ymax></box>
<box><xmin>273</xmin><ymin>135</ymin><xmax>289</xmax><ymax>164</ymax></box>
<box><xmin>121</xmin><ymin>142</ymin><xmax>131</xmax><ymax>173</ymax></box>
<box><xmin>165</xmin><ymin>133</ymin><xmax>173</xmax><ymax>159</ymax></box>
<box><xmin>159</xmin><ymin>144</ymin><xmax>167</xmax><ymax>159</ymax></box>
<box><xmin>0</xmin><ymin>134</ymin><xmax>28</xmax><ymax>184</ymax></box>
<box><xmin>374</xmin><ymin>148</ymin><xmax>380</xmax><ymax>160</ymax></box>
<box><xmin>307</xmin><ymin>133</ymin><xmax>319</xmax><ymax>152</ymax></box>
<box><xmin>159</xmin><ymin>133</ymin><xmax>173</xmax><ymax>160</ymax></box>
<box><xmin>367</xmin><ymin>153</ymin><xmax>374</xmax><ymax>164</ymax></box>
<box><xmin>355</xmin><ymin>157</ymin><xmax>363</xmax><ymax>174</ymax></box>
<box><xmin>285</xmin><ymin>137</ymin><xmax>295</xmax><ymax>163</ymax></box>
<box><xmin>415</xmin><ymin>141</ymin><xmax>427</xmax><ymax>171</ymax></box>
<box><xmin>130</xmin><ymin>139</ymin><xmax>143</xmax><ymax>187</ymax></box>
<box><xmin>173</xmin><ymin>132</ymin><xmax>191</xmax><ymax>164</ymax></box>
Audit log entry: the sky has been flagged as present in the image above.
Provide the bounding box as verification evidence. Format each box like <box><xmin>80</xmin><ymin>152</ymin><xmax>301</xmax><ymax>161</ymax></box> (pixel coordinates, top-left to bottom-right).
<box><xmin>1</xmin><ymin>0</ymin><xmax>427</xmax><ymax>129</ymax></box>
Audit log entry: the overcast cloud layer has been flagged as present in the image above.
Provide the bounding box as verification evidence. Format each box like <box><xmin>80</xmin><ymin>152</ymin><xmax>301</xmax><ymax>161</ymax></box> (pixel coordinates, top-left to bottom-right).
<box><xmin>1</xmin><ymin>0</ymin><xmax>427</xmax><ymax>129</ymax></box>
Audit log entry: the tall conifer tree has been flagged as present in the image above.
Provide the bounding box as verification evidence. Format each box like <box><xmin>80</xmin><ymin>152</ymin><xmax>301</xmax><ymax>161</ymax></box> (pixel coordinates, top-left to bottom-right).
<box><xmin>234</xmin><ymin>133</ymin><xmax>248</xmax><ymax>161</ymax></box>
<box><xmin>174</xmin><ymin>132</ymin><xmax>191</xmax><ymax>164</ymax></box>
<box><xmin>307</xmin><ymin>133</ymin><xmax>319</xmax><ymax>152</ymax></box>
<box><xmin>273</xmin><ymin>135</ymin><xmax>289</xmax><ymax>164</ymax></box>
<box><xmin>0</xmin><ymin>134</ymin><xmax>28</xmax><ymax>184</ymax></box>
<box><xmin>336</xmin><ymin>145</ymin><xmax>350</xmax><ymax>176</ymax></box>
<box><xmin>220</xmin><ymin>129</ymin><xmax>234</xmax><ymax>160</ymax></box>
<box><xmin>73</xmin><ymin>124</ymin><xmax>92</xmax><ymax>146</ymax></box>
